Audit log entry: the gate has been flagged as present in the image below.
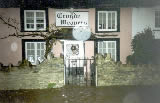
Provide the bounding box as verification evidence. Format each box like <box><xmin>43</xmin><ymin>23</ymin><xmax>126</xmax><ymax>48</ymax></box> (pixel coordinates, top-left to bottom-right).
<box><xmin>64</xmin><ymin>58</ymin><xmax>96</xmax><ymax>86</ymax></box>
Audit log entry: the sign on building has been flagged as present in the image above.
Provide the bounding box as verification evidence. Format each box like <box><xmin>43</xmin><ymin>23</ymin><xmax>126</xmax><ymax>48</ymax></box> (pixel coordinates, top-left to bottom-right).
<box><xmin>64</xmin><ymin>41</ymin><xmax>84</xmax><ymax>67</ymax></box>
<box><xmin>56</xmin><ymin>11</ymin><xmax>88</xmax><ymax>27</ymax></box>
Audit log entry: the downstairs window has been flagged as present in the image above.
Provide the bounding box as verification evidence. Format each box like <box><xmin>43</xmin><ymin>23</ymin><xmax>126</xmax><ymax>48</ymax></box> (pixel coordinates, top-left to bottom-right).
<box><xmin>25</xmin><ymin>41</ymin><xmax>46</xmax><ymax>65</ymax></box>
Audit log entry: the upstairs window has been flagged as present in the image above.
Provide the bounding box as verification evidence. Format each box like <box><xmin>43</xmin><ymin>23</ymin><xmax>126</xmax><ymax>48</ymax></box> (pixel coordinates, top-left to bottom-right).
<box><xmin>155</xmin><ymin>10</ymin><xmax>160</xmax><ymax>28</ymax></box>
<box><xmin>24</xmin><ymin>10</ymin><xmax>46</xmax><ymax>31</ymax></box>
<box><xmin>98</xmin><ymin>11</ymin><xmax>117</xmax><ymax>31</ymax></box>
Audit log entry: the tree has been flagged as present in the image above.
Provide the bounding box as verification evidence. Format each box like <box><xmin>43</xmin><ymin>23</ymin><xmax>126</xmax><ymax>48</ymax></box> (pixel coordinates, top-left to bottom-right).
<box><xmin>127</xmin><ymin>28</ymin><xmax>156</xmax><ymax>65</ymax></box>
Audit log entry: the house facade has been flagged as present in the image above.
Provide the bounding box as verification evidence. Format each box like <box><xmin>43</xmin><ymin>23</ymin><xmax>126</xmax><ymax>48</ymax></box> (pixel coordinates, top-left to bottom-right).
<box><xmin>0</xmin><ymin>0</ymin><xmax>159</xmax><ymax>66</ymax></box>
<box><xmin>132</xmin><ymin>6</ymin><xmax>160</xmax><ymax>39</ymax></box>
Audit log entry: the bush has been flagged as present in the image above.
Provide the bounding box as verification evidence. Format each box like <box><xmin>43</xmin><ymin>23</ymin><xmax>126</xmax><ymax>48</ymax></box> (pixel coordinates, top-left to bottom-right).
<box><xmin>18</xmin><ymin>59</ymin><xmax>32</xmax><ymax>68</ymax></box>
<box><xmin>47</xmin><ymin>83</ymin><xmax>56</xmax><ymax>88</ymax></box>
<box><xmin>127</xmin><ymin>27</ymin><xmax>157</xmax><ymax>65</ymax></box>
<box><xmin>126</xmin><ymin>55</ymin><xmax>135</xmax><ymax>64</ymax></box>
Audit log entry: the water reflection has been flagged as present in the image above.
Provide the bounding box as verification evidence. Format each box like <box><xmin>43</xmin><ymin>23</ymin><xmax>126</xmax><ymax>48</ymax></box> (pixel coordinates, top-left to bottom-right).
<box><xmin>0</xmin><ymin>85</ymin><xmax>160</xmax><ymax>103</ymax></box>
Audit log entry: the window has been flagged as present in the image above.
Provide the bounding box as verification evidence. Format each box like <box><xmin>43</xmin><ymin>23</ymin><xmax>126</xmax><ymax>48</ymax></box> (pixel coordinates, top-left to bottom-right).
<box><xmin>25</xmin><ymin>42</ymin><xmax>46</xmax><ymax>65</ymax></box>
<box><xmin>98</xmin><ymin>11</ymin><xmax>117</xmax><ymax>31</ymax></box>
<box><xmin>98</xmin><ymin>41</ymin><xmax>117</xmax><ymax>61</ymax></box>
<box><xmin>24</xmin><ymin>10</ymin><xmax>46</xmax><ymax>31</ymax></box>
<box><xmin>155</xmin><ymin>10</ymin><xmax>160</xmax><ymax>28</ymax></box>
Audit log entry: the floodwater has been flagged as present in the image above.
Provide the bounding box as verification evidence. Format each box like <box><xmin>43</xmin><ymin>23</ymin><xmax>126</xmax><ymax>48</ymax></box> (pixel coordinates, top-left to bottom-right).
<box><xmin>0</xmin><ymin>85</ymin><xmax>160</xmax><ymax>103</ymax></box>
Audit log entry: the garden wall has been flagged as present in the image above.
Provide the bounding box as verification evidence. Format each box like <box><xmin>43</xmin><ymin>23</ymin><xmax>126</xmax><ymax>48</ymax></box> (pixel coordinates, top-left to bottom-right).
<box><xmin>1</xmin><ymin>55</ymin><xmax>160</xmax><ymax>90</ymax></box>
<box><xmin>97</xmin><ymin>55</ymin><xmax>160</xmax><ymax>86</ymax></box>
<box><xmin>0</xmin><ymin>58</ymin><xmax>64</xmax><ymax>90</ymax></box>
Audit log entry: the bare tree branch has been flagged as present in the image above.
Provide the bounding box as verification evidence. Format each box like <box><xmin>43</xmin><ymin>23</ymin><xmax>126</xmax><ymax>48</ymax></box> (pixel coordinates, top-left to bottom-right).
<box><xmin>0</xmin><ymin>15</ymin><xmax>68</xmax><ymax>59</ymax></box>
<box><xmin>0</xmin><ymin>16</ymin><xmax>19</xmax><ymax>31</ymax></box>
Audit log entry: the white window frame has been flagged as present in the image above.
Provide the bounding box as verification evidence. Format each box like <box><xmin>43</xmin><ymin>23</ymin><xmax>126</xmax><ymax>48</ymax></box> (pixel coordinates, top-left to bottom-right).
<box><xmin>25</xmin><ymin>42</ymin><xmax>46</xmax><ymax>65</ymax></box>
<box><xmin>98</xmin><ymin>41</ymin><xmax>117</xmax><ymax>61</ymax></box>
<box><xmin>155</xmin><ymin>10</ymin><xmax>160</xmax><ymax>28</ymax></box>
<box><xmin>98</xmin><ymin>11</ymin><xmax>117</xmax><ymax>31</ymax></box>
<box><xmin>24</xmin><ymin>10</ymin><xmax>46</xmax><ymax>31</ymax></box>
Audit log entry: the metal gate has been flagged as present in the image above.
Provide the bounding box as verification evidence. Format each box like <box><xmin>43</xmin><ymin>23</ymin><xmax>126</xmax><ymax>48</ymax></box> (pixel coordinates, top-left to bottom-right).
<box><xmin>64</xmin><ymin>58</ymin><xmax>96</xmax><ymax>86</ymax></box>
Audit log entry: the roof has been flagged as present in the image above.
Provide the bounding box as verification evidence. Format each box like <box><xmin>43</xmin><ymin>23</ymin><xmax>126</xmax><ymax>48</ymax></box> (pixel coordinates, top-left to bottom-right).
<box><xmin>0</xmin><ymin>0</ymin><xmax>21</xmax><ymax>8</ymax></box>
<box><xmin>120</xmin><ymin>0</ymin><xmax>160</xmax><ymax>7</ymax></box>
<box><xmin>0</xmin><ymin>0</ymin><xmax>160</xmax><ymax>8</ymax></box>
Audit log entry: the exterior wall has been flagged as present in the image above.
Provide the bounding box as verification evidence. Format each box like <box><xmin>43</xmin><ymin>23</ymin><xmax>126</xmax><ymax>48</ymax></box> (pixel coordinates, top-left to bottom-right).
<box><xmin>94</xmin><ymin>8</ymin><xmax>132</xmax><ymax>63</ymax></box>
<box><xmin>0</xmin><ymin>7</ymin><xmax>132</xmax><ymax>65</ymax></box>
<box><xmin>52</xmin><ymin>41</ymin><xmax>63</xmax><ymax>57</ymax></box>
<box><xmin>0</xmin><ymin>8</ymin><xmax>22</xmax><ymax>66</ymax></box>
<box><xmin>50</xmin><ymin>8</ymin><xmax>132</xmax><ymax>63</ymax></box>
<box><xmin>0</xmin><ymin>37</ymin><xmax>22</xmax><ymax>66</ymax></box>
<box><xmin>0</xmin><ymin>8</ymin><xmax>44</xmax><ymax>66</ymax></box>
<box><xmin>49</xmin><ymin>8</ymin><xmax>96</xmax><ymax>59</ymax></box>
<box><xmin>132</xmin><ymin>7</ymin><xmax>160</xmax><ymax>38</ymax></box>
<box><xmin>119</xmin><ymin>8</ymin><xmax>132</xmax><ymax>63</ymax></box>
<box><xmin>85</xmin><ymin>41</ymin><xmax>94</xmax><ymax>59</ymax></box>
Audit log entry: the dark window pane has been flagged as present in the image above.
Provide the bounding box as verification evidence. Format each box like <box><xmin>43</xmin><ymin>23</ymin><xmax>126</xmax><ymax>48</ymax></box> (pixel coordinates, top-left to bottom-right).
<box><xmin>99</xmin><ymin>13</ymin><xmax>102</xmax><ymax>29</ymax></box>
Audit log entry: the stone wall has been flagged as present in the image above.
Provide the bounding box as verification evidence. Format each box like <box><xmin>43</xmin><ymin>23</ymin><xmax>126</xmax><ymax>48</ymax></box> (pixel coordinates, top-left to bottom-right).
<box><xmin>97</xmin><ymin>54</ymin><xmax>160</xmax><ymax>86</ymax></box>
<box><xmin>0</xmin><ymin>58</ymin><xmax>64</xmax><ymax>90</ymax></box>
<box><xmin>1</xmin><ymin>54</ymin><xmax>160</xmax><ymax>90</ymax></box>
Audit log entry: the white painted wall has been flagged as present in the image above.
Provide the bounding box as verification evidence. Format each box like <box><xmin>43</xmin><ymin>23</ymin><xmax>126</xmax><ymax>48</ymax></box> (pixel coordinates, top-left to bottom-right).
<box><xmin>132</xmin><ymin>7</ymin><xmax>160</xmax><ymax>39</ymax></box>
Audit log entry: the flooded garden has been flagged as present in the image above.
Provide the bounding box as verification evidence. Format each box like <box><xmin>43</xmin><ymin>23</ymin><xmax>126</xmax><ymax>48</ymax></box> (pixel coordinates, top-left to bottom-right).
<box><xmin>0</xmin><ymin>85</ymin><xmax>160</xmax><ymax>103</ymax></box>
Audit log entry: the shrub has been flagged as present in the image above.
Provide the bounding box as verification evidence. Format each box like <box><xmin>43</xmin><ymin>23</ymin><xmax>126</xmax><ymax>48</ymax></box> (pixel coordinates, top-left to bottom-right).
<box><xmin>18</xmin><ymin>59</ymin><xmax>32</xmax><ymax>68</ymax></box>
<box><xmin>126</xmin><ymin>55</ymin><xmax>135</xmax><ymax>64</ymax></box>
<box><xmin>47</xmin><ymin>83</ymin><xmax>56</xmax><ymax>88</ymax></box>
<box><xmin>127</xmin><ymin>27</ymin><xmax>156</xmax><ymax>65</ymax></box>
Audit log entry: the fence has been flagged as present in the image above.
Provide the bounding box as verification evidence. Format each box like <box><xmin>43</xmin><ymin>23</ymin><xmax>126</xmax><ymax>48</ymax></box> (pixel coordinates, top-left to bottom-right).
<box><xmin>64</xmin><ymin>58</ymin><xmax>96</xmax><ymax>86</ymax></box>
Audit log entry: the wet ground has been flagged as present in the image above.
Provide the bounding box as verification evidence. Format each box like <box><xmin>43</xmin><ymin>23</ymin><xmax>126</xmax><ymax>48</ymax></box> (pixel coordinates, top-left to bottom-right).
<box><xmin>0</xmin><ymin>85</ymin><xmax>160</xmax><ymax>103</ymax></box>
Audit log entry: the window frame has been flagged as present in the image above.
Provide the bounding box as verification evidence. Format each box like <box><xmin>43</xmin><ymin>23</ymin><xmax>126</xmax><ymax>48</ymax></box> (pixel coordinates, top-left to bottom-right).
<box><xmin>155</xmin><ymin>10</ymin><xmax>160</xmax><ymax>28</ymax></box>
<box><xmin>25</xmin><ymin>42</ymin><xmax>46</xmax><ymax>65</ymax></box>
<box><xmin>98</xmin><ymin>41</ymin><xmax>117</xmax><ymax>61</ymax></box>
<box><xmin>95</xmin><ymin>8</ymin><xmax>120</xmax><ymax>33</ymax></box>
<box><xmin>24</xmin><ymin>10</ymin><xmax>46</xmax><ymax>31</ymax></box>
<box><xmin>98</xmin><ymin>11</ymin><xmax>117</xmax><ymax>32</ymax></box>
<box><xmin>95</xmin><ymin>38</ymin><xmax>120</xmax><ymax>61</ymax></box>
<box><xmin>22</xmin><ymin>39</ymin><xmax>46</xmax><ymax>65</ymax></box>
